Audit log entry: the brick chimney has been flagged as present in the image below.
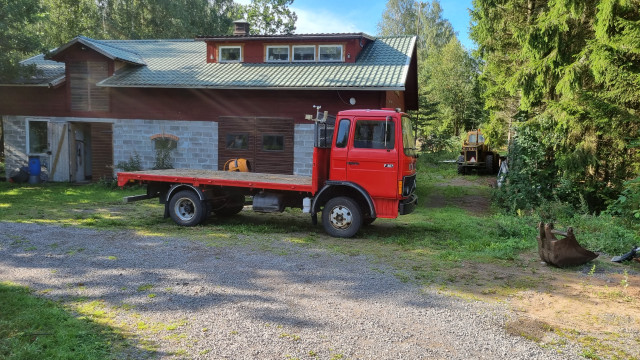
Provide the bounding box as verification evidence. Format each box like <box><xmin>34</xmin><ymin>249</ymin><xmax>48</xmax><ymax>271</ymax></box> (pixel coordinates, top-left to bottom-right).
<box><xmin>233</xmin><ymin>20</ymin><xmax>250</xmax><ymax>36</ymax></box>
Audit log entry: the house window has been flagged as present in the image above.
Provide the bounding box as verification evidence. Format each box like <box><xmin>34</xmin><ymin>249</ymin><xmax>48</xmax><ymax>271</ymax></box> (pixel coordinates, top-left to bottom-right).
<box><xmin>262</xmin><ymin>134</ymin><xmax>284</xmax><ymax>151</ymax></box>
<box><xmin>226</xmin><ymin>133</ymin><xmax>249</xmax><ymax>149</ymax></box>
<box><xmin>354</xmin><ymin>120</ymin><xmax>394</xmax><ymax>149</ymax></box>
<box><xmin>27</xmin><ymin>120</ymin><xmax>49</xmax><ymax>154</ymax></box>
<box><xmin>219</xmin><ymin>46</ymin><xmax>242</xmax><ymax>62</ymax></box>
<box><xmin>69</xmin><ymin>61</ymin><xmax>109</xmax><ymax>112</ymax></box>
<box><xmin>319</xmin><ymin>45</ymin><xmax>343</xmax><ymax>62</ymax></box>
<box><xmin>293</xmin><ymin>46</ymin><xmax>315</xmax><ymax>62</ymax></box>
<box><xmin>266</xmin><ymin>46</ymin><xmax>289</xmax><ymax>62</ymax></box>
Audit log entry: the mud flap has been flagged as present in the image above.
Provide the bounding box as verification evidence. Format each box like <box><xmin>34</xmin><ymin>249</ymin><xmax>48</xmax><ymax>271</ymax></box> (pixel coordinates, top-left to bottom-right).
<box><xmin>537</xmin><ymin>222</ymin><xmax>598</xmax><ymax>267</ymax></box>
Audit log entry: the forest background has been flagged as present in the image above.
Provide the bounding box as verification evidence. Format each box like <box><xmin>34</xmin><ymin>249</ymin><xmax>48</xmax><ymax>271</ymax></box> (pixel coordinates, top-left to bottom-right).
<box><xmin>0</xmin><ymin>0</ymin><xmax>638</xmax><ymax>223</ymax></box>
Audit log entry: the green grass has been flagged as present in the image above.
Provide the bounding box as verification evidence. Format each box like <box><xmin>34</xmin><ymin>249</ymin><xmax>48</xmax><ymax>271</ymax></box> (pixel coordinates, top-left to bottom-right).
<box><xmin>0</xmin><ymin>281</ymin><xmax>128</xmax><ymax>359</ymax></box>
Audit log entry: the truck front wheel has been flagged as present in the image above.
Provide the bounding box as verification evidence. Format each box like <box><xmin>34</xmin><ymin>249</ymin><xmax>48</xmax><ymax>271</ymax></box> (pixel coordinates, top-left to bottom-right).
<box><xmin>322</xmin><ymin>196</ymin><xmax>362</xmax><ymax>238</ymax></box>
<box><xmin>169</xmin><ymin>190</ymin><xmax>204</xmax><ymax>226</ymax></box>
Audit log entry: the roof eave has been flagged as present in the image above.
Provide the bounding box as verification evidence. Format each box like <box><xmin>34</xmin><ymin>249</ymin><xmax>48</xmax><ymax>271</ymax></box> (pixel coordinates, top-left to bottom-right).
<box><xmin>96</xmin><ymin>83</ymin><xmax>405</xmax><ymax>91</ymax></box>
<box><xmin>46</xmin><ymin>36</ymin><xmax>147</xmax><ymax>66</ymax></box>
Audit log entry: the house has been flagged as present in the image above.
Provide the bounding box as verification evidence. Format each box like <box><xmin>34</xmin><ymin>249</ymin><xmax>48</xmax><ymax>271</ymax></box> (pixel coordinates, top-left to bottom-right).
<box><xmin>0</xmin><ymin>22</ymin><xmax>418</xmax><ymax>182</ymax></box>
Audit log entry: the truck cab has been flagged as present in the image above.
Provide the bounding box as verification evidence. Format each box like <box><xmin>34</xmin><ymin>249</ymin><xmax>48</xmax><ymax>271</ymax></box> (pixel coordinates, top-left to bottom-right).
<box><xmin>311</xmin><ymin>108</ymin><xmax>418</xmax><ymax>237</ymax></box>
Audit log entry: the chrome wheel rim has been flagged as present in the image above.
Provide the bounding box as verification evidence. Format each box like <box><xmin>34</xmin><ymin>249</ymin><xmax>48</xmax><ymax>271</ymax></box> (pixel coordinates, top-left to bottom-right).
<box><xmin>174</xmin><ymin>197</ymin><xmax>196</xmax><ymax>221</ymax></box>
<box><xmin>329</xmin><ymin>205</ymin><xmax>353</xmax><ymax>230</ymax></box>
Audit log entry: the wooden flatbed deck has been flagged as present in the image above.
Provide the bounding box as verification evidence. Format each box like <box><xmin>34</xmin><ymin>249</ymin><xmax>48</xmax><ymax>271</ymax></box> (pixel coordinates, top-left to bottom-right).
<box><xmin>118</xmin><ymin>169</ymin><xmax>314</xmax><ymax>192</ymax></box>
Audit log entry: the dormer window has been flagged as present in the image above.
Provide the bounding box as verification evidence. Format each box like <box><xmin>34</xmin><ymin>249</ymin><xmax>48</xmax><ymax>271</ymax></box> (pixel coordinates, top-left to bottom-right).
<box><xmin>293</xmin><ymin>45</ymin><xmax>315</xmax><ymax>62</ymax></box>
<box><xmin>319</xmin><ymin>45</ymin><xmax>343</xmax><ymax>62</ymax></box>
<box><xmin>266</xmin><ymin>46</ymin><xmax>289</xmax><ymax>62</ymax></box>
<box><xmin>219</xmin><ymin>46</ymin><xmax>242</xmax><ymax>62</ymax></box>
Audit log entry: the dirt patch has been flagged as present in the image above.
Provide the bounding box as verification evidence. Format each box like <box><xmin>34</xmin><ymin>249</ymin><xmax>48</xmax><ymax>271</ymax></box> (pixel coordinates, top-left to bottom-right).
<box><xmin>425</xmin><ymin>177</ymin><xmax>493</xmax><ymax>215</ymax></box>
<box><xmin>443</xmin><ymin>253</ymin><xmax>640</xmax><ymax>359</ymax></box>
<box><xmin>431</xmin><ymin>173</ymin><xmax>640</xmax><ymax>358</ymax></box>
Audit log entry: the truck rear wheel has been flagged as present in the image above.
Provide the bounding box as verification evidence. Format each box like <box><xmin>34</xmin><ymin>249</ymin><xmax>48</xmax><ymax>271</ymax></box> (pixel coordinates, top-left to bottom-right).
<box><xmin>169</xmin><ymin>190</ymin><xmax>204</xmax><ymax>226</ymax></box>
<box><xmin>322</xmin><ymin>196</ymin><xmax>362</xmax><ymax>238</ymax></box>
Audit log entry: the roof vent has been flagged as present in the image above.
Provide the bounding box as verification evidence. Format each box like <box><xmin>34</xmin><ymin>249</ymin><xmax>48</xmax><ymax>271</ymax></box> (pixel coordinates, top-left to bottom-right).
<box><xmin>233</xmin><ymin>20</ymin><xmax>250</xmax><ymax>36</ymax></box>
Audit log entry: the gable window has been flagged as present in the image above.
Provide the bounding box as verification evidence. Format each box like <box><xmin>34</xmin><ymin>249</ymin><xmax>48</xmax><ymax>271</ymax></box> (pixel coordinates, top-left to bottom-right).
<box><xmin>27</xmin><ymin>119</ymin><xmax>49</xmax><ymax>154</ymax></box>
<box><xmin>69</xmin><ymin>61</ymin><xmax>109</xmax><ymax>112</ymax></box>
<box><xmin>266</xmin><ymin>46</ymin><xmax>289</xmax><ymax>62</ymax></box>
<box><xmin>319</xmin><ymin>45</ymin><xmax>343</xmax><ymax>62</ymax></box>
<box><xmin>293</xmin><ymin>45</ymin><xmax>315</xmax><ymax>62</ymax></box>
<box><xmin>219</xmin><ymin>46</ymin><xmax>242</xmax><ymax>62</ymax></box>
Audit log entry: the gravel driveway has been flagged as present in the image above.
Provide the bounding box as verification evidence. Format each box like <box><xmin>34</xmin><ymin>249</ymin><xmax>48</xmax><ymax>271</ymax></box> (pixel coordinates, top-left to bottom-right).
<box><xmin>0</xmin><ymin>222</ymin><xmax>580</xmax><ymax>359</ymax></box>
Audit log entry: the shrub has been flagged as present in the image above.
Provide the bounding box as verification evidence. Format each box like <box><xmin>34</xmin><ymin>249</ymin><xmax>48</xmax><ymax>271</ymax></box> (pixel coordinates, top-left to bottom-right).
<box><xmin>116</xmin><ymin>152</ymin><xmax>142</xmax><ymax>172</ymax></box>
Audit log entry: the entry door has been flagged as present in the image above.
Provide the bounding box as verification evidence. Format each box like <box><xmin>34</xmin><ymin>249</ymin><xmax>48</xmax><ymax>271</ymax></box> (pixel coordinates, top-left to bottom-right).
<box><xmin>346</xmin><ymin>117</ymin><xmax>398</xmax><ymax>199</ymax></box>
<box><xmin>218</xmin><ymin>117</ymin><xmax>293</xmax><ymax>174</ymax></box>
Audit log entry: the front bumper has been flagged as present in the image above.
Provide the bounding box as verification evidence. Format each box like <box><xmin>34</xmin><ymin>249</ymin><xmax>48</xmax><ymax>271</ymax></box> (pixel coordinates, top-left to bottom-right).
<box><xmin>399</xmin><ymin>193</ymin><xmax>418</xmax><ymax>215</ymax></box>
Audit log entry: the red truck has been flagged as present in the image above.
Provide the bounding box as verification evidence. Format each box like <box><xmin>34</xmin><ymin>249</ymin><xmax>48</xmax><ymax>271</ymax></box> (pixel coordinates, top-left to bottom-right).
<box><xmin>118</xmin><ymin>108</ymin><xmax>418</xmax><ymax>238</ymax></box>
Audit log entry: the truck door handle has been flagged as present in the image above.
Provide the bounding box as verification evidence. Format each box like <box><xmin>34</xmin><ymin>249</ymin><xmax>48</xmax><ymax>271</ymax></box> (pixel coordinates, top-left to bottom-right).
<box><xmin>347</xmin><ymin>161</ymin><xmax>359</xmax><ymax>166</ymax></box>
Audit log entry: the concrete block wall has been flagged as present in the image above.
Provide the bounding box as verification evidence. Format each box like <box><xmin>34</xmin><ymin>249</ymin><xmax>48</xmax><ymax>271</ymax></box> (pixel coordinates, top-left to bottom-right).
<box><xmin>113</xmin><ymin>119</ymin><xmax>218</xmax><ymax>174</ymax></box>
<box><xmin>294</xmin><ymin>124</ymin><xmax>315</xmax><ymax>176</ymax></box>
<box><xmin>2</xmin><ymin>116</ymin><xmax>28</xmax><ymax>179</ymax></box>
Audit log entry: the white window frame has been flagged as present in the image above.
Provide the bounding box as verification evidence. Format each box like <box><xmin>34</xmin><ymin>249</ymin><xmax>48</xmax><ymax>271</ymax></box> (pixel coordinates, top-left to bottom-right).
<box><xmin>266</xmin><ymin>45</ymin><xmax>290</xmax><ymax>62</ymax></box>
<box><xmin>318</xmin><ymin>44</ymin><xmax>344</xmax><ymax>62</ymax></box>
<box><xmin>219</xmin><ymin>46</ymin><xmax>242</xmax><ymax>63</ymax></box>
<box><xmin>292</xmin><ymin>45</ymin><xmax>316</xmax><ymax>62</ymax></box>
<box><xmin>26</xmin><ymin>118</ymin><xmax>50</xmax><ymax>155</ymax></box>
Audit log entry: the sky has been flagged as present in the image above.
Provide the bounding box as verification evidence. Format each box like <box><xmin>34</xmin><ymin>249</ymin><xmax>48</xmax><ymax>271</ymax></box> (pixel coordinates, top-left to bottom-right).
<box><xmin>236</xmin><ymin>0</ymin><xmax>476</xmax><ymax>50</ymax></box>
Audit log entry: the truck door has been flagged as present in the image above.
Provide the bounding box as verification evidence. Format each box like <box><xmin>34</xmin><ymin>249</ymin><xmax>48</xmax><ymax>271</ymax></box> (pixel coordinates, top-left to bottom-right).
<box><xmin>346</xmin><ymin>117</ymin><xmax>398</xmax><ymax>199</ymax></box>
<box><xmin>329</xmin><ymin>118</ymin><xmax>351</xmax><ymax>181</ymax></box>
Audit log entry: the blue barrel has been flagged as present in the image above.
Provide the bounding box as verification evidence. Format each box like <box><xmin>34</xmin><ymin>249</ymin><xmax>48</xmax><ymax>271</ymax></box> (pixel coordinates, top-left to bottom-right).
<box><xmin>29</xmin><ymin>156</ymin><xmax>41</xmax><ymax>176</ymax></box>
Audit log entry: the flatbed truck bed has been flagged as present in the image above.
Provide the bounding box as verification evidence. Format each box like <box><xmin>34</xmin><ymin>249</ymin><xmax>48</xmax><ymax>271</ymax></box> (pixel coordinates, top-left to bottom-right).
<box><xmin>117</xmin><ymin>169</ymin><xmax>314</xmax><ymax>193</ymax></box>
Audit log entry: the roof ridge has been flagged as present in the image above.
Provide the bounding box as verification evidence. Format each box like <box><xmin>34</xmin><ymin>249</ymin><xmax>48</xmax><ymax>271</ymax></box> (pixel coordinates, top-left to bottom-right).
<box><xmin>82</xmin><ymin>36</ymin><xmax>145</xmax><ymax>57</ymax></box>
<box><xmin>100</xmin><ymin>39</ymin><xmax>195</xmax><ymax>43</ymax></box>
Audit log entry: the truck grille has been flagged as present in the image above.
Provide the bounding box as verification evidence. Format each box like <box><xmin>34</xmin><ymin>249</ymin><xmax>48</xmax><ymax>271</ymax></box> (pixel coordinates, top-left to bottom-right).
<box><xmin>402</xmin><ymin>174</ymin><xmax>417</xmax><ymax>197</ymax></box>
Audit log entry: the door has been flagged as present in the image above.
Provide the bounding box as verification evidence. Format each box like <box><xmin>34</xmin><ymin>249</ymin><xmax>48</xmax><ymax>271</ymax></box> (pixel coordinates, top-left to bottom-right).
<box><xmin>346</xmin><ymin>117</ymin><xmax>398</xmax><ymax>199</ymax></box>
<box><xmin>218</xmin><ymin>117</ymin><xmax>294</xmax><ymax>174</ymax></box>
<box><xmin>329</xmin><ymin>118</ymin><xmax>351</xmax><ymax>181</ymax></box>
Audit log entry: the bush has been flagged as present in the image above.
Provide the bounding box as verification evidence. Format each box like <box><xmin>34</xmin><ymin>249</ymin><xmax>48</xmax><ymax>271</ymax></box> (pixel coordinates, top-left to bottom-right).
<box><xmin>606</xmin><ymin>177</ymin><xmax>640</xmax><ymax>224</ymax></box>
<box><xmin>116</xmin><ymin>152</ymin><xmax>142</xmax><ymax>172</ymax></box>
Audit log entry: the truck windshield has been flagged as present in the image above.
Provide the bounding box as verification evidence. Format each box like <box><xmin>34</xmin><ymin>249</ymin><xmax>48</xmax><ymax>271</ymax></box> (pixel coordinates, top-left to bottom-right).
<box><xmin>401</xmin><ymin>116</ymin><xmax>418</xmax><ymax>157</ymax></box>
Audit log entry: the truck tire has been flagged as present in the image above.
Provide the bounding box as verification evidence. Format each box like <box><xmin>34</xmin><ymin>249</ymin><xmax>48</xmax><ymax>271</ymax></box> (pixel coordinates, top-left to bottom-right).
<box><xmin>213</xmin><ymin>193</ymin><xmax>245</xmax><ymax>217</ymax></box>
<box><xmin>485</xmin><ymin>154</ymin><xmax>494</xmax><ymax>174</ymax></box>
<box><xmin>457</xmin><ymin>155</ymin><xmax>465</xmax><ymax>175</ymax></box>
<box><xmin>169</xmin><ymin>190</ymin><xmax>204</xmax><ymax>226</ymax></box>
<box><xmin>322</xmin><ymin>196</ymin><xmax>362</xmax><ymax>238</ymax></box>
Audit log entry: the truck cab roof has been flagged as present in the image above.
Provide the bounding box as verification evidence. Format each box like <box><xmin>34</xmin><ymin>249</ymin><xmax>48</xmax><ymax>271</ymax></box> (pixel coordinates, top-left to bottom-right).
<box><xmin>337</xmin><ymin>108</ymin><xmax>405</xmax><ymax>117</ymax></box>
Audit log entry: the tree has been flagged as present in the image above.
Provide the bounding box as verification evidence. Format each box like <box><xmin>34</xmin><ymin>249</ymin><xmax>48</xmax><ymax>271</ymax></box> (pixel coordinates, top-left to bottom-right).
<box><xmin>426</xmin><ymin>38</ymin><xmax>481</xmax><ymax>136</ymax></box>
<box><xmin>472</xmin><ymin>0</ymin><xmax>640</xmax><ymax>212</ymax></box>
<box><xmin>39</xmin><ymin>0</ymin><xmax>101</xmax><ymax>48</ymax></box>
<box><xmin>242</xmin><ymin>0</ymin><xmax>297</xmax><ymax>35</ymax></box>
<box><xmin>95</xmin><ymin>0</ymin><xmax>237</xmax><ymax>39</ymax></box>
<box><xmin>378</xmin><ymin>1</ymin><xmax>479</xmax><ymax>144</ymax></box>
<box><xmin>0</xmin><ymin>0</ymin><xmax>43</xmax><ymax>82</ymax></box>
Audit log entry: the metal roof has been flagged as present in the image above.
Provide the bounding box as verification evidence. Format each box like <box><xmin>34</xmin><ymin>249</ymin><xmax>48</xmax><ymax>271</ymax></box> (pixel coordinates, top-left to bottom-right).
<box><xmin>0</xmin><ymin>54</ymin><xmax>66</xmax><ymax>87</ymax></box>
<box><xmin>3</xmin><ymin>35</ymin><xmax>416</xmax><ymax>91</ymax></box>
<box><xmin>47</xmin><ymin>36</ymin><xmax>147</xmax><ymax>65</ymax></box>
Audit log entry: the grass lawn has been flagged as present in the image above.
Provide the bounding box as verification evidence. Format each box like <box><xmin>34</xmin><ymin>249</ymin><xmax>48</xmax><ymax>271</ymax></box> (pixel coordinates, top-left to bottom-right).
<box><xmin>0</xmin><ymin>281</ymin><xmax>131</xmax><ymax>359</ymax></box>
<box><xmin>0</xmin><ymin>155</ymin><xmax>639</xmax><ymax>359</ymax></box>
